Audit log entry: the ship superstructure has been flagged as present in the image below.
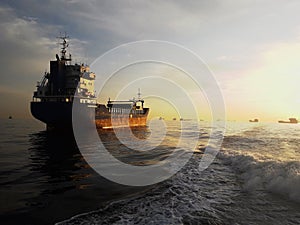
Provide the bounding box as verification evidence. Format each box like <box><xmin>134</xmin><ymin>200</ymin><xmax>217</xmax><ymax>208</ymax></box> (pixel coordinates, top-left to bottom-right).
<box><xmin>33</xmin><ymin>35</ymin><xmax>96</xmax><ymax>103</ymax></box>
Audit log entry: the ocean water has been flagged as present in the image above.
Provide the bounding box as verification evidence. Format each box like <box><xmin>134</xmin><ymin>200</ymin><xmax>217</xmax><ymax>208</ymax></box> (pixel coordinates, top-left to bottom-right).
<box><xmin>0</xmin><ymin>119</ymin><xmax>299</xmax><ymax>225</ymax></box>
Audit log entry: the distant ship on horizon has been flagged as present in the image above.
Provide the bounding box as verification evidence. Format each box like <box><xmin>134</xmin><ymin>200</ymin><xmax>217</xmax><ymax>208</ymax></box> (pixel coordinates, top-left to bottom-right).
<box><xmin>249</xmin><ymin>118</ymin><xmax>259</xmax><ymax>122</ymax></box>
<box><xmin>30</xmin><ymin>35</ymin><xmax>149</xmax><ymax>130</ymax></box>
<box><xmin>278</xmin><ymin>118</ymin><xmax>298</xmax><ymax>124</ymax></box>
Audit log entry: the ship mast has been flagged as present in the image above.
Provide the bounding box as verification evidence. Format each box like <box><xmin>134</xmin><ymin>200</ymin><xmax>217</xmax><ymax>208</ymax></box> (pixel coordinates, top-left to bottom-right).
<box><xmin>137</xmin><ymin>88</ymin><xmax>144</xmax><ymax>108</ymax></box>
<box><xmin>57</xmin><ymin>33</ymin><xmax>72</xmax><ymax>62</ymax></box>
<box><xmin>137</xmin><ymin>88</ymin><xmax>141</xmax><ymax>100</ymax></box>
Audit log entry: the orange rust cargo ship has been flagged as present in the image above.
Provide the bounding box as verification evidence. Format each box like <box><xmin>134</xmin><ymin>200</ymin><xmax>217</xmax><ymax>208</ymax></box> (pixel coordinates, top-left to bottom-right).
<box><xmin>30</xmin><ymin>35</ymin><xmax>149</xmax><ymax>130</ymax></box>
<box><xmin>95</xmin><ymin>99</ymin><xmax>149</xmax><ymax>129</ymax></box>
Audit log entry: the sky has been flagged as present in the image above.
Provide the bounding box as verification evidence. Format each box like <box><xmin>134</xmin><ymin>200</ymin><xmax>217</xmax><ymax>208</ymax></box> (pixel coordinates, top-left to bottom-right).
<box><xmin>1</xmin><ymin>0</ymin><xmax>300</xmax><ymax>121</ymax></box>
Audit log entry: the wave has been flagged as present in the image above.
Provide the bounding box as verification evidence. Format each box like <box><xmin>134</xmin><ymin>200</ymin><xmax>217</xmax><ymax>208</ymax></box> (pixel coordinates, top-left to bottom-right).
<box><xmin>56</xmin><ymin>154</ymin><xmax>236</xmax><ymax>225</ymax></box>
<box><xmin>56</xmin><ymin>148</ymin><xmax>300</xmax><ymax>225</ymax></box>
<box><xmin>56</xmin><ymin>123</ymin><xmax>300</xmax><ymax>225</ymax></box>
<box><xmin>219</xmin><ymin>150</ymin><xmax>300</xmax><ymax>203</ymax></box>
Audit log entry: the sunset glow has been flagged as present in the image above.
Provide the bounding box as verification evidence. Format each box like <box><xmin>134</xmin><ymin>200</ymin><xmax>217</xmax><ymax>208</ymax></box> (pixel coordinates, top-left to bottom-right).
<box><xmin>0</xmin><ymin>1</ymin><xmax>300</xmax><ymax>122</ymax></box>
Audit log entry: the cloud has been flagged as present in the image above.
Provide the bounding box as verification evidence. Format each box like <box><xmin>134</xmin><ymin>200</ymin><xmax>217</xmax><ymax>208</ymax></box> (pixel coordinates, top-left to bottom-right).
<box><xmin>1</xmin><ymin>1</ymin><xmax>218</xmax><ymax>48</ymax></box>
<box><xmin>0</xmin><ymin>5</ymin><xmax>57</xmax><ymax>86</ymax></box>
<box><xmin>0</xmin><ymin>4</ymin><xmax>91</xmax><ymax>84</ymax></box>
<box><xmin>1</xmin><ymin>0</ymin><xmax>300</xmax><ymax>119</ymax></box>
<box><xmin>0</xmin><ymin>5</ymin><xmax>61</xmax><ymax>118</ymax></box>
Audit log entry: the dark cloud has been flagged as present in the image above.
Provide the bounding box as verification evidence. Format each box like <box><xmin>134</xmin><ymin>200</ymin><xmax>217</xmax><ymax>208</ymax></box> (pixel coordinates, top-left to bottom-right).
<box><xmin>0</xmin><ymin>5</ymin><xmax>57</xmax><ymax>86</ymax></box>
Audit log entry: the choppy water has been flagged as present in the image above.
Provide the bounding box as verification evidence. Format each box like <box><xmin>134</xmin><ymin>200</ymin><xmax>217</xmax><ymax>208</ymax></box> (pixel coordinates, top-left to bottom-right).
<box><xmin>0</xmin><ymin>119</ymin><xmax>299</xmax><ymax>224</ymax></box>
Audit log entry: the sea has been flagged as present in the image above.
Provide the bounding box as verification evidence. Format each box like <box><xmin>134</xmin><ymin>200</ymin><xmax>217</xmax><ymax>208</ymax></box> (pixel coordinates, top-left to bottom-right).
<box><xmin>0</xmin><ymin>118</ymin><xmax>299</xmax><ymax>225</ymax></box>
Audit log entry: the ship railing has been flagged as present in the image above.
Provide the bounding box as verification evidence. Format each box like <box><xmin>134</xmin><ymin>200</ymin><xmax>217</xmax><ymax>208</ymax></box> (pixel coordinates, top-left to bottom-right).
<box><xmin>107</xmin><ymin>99</ymin><xmax>144</xmax><ymax>103</ymax></box>
<box><xmin>31</xmin><ymin>95</ymin><xmax>96</xmax><ymax>103</ymax></box>
<box><xmin>110</xmin><ymin>108</ymin><xmax>132</xmax><ymax>115</ymax></box>
<box><xmin>109</xmin><ymin>108</ymin><xmax>146</xmax><ymax>115</ymax></box>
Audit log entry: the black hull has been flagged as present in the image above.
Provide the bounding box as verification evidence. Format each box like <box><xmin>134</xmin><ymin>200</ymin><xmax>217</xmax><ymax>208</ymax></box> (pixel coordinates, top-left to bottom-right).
<box><xmin>31</xmin><ymin>101</ymin><xmax>95</xmax><ymax>130</ymax></box>
<box><xmin>31</xmin><ymin>101</ymin><xmax>73</xmax><ymax>125</ymax></box>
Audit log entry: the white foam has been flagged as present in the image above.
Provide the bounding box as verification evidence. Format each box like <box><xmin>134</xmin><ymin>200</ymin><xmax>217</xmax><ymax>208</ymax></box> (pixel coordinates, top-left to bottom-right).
<box><xmin>56</xmin><ymin>154</ymin><xmax>235</xmax><ymax>225</ymax></box>
<box><xmin>219</xmin><ymin>150</ymin><xmax>300</xmax><ymax>203</ymax></box>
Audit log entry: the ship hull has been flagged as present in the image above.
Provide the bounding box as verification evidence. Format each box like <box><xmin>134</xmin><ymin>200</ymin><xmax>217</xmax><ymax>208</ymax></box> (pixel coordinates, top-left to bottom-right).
<box><xmin>31</xmin><ymin>101</ymin><xmax>73</xmax><ymax>129</ymax></box>
<box><xmin>30</xmin><ymin>101</ymin><xmax>149</xmax><ymax>130</ymax></box>
<box><xmin>278</xmin><ymin>121</ymin><xmax>298</xmax><ymax>124</ymax></box>
<box><xmin>95</xmin><ymin>113</ymin><xmax>148</xmax><ymax>129</ymax></box>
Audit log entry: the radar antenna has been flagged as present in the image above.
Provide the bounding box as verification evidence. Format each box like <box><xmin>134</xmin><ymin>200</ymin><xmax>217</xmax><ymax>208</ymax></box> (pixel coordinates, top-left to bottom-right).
<box><xmin>57</xmin><ymin>32</ymin><xmax>72</xmax><ymax>62</ymax></box>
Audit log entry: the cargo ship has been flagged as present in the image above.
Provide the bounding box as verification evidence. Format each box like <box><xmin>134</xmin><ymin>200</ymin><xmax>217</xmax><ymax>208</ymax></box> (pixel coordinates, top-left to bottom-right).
<box><xmin>30</xmin><ymin>35</ymin><xmax>149</xmax><ymax>130</ymax></box>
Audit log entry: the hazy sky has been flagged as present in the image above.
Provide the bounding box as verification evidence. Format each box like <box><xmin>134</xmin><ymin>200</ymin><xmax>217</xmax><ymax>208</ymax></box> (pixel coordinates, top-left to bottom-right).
<box><xmin>1</xmin><ymin>0</ymin><xmax>300</xmax><ymax>121</ymax></box>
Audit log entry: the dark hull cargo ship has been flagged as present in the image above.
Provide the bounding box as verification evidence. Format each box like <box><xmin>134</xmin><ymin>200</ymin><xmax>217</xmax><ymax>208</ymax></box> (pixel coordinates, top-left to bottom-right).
<box><xmin>30</xmin><ymin>35</ymin><xmax>149</xmax><ymax>130</ymax></box>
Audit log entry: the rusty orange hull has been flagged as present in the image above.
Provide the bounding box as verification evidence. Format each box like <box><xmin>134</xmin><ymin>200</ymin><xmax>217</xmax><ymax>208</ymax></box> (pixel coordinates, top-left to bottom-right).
<box><xmin>95</xmin><ymin>108</ymin><xmax>149</xmax><ymax>129</ymax></box>
<box><xmin>95</xmin><ymin>116</ymin><xmax>148</xmax><ymax>129</ymax></box>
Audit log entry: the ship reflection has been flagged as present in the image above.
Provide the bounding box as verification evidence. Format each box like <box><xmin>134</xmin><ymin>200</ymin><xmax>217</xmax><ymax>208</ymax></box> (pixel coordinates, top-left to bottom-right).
<box><xmin>26</xmin><ymin>130</ymin><xmax>146</xmax><ymax>225</ymax></box>
<box><xmin>28</xmin><ymin>131</ymin><xmax>89</xmax><ymax>192</ymax></box>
